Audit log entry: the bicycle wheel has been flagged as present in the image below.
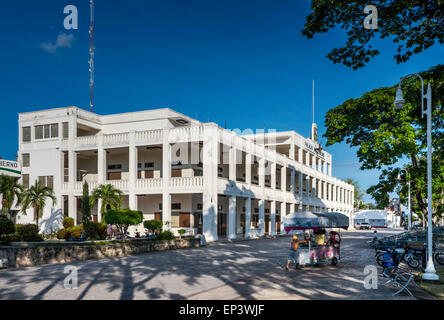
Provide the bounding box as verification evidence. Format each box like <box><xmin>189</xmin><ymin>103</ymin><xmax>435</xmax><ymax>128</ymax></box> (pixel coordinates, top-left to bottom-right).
<box><xmin>435</xmin><ymin>252</ymin><xmax>444</xmax><ymax>265</ymax></box>
<box><xmin>376</xmin><ymin>253</ymin><xmax>385</xmax><ymax>266</ymax></box>
<box><xmin>405</xmin><ymin>255</ymin><xmax>420</xmax><ymax>269</ymax></box>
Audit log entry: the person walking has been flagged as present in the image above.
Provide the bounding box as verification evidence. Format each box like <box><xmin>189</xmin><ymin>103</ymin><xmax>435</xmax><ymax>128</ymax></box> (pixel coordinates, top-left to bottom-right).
<box><xmin>286</xmin><ymin>235</ymin><xmax>309</xmax><ymax>271</ymax></box>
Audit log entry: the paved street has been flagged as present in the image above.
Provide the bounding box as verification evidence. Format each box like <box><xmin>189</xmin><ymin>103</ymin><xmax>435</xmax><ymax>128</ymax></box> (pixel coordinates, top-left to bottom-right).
<box><xmin>0</xmin><ymin>229</ymin><xmax>430</xmax><ymax>300</ymax></box>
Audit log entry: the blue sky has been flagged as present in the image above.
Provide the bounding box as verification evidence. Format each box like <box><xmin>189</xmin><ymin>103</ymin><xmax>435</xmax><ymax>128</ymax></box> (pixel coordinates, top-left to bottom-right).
<box><xmin>0</xmin><ymin>1</ymin><xmax>442</xmax><ymax>202</ymax></box>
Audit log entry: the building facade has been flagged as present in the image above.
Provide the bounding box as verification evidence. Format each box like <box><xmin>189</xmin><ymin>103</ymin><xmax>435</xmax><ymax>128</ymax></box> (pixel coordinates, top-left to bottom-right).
<box><xmin>17</xmin><ymin>107</ymin><xmax>354</xmax><ymax>240</ymax></box>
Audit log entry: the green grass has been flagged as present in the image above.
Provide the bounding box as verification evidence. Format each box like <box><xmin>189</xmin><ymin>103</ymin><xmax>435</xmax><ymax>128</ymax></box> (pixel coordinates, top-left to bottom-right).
<box><xmin>415</xmin><ymin>267</ymin><xmax>444</xmax><ymax>300</ymax></box>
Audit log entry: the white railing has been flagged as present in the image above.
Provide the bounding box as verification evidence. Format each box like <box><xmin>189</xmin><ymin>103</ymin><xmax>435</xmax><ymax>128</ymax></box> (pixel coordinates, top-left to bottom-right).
<box><xmin>104</xmin><ymin>132</ymin><xmax>129</xmax><ymax>146</ymax></box>
<box><xmin>169</xmin><ymin>176</ymin><xmax>203</xmax><ymax>189</ymax></box>
<box><xmin>168</xmin><ymin>126</ymin><xmax>203</xmax><ymax>142</ymax></box>
<box><xmin>136</xmin><ymin>178</ymin><xmax>163</xmax><ymax>191</ymax></box>
<box><xmin>135</xmin><ymin>129</ymin><xmax>163</xmax><ymax>144</ymax></box>
<box><xmin>75</xmin><ymin>135</ymin><xmax>97</xmax><ymax>148</ymax></box>
<box><xmin>106</xmin><ymin>179</ymin><xmax>128</xmax><ymax>191</ymax></box>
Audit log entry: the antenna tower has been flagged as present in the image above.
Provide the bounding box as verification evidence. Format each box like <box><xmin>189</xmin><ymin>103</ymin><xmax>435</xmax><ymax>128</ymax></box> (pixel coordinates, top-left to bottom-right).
<box><xmin>89</xmin><ymin>0</ymin><xmax>95</xmax><ymax>112</ymax></box>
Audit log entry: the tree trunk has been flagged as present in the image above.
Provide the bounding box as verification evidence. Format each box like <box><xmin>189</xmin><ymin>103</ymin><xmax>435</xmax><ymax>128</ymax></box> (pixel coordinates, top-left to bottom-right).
<box><xmin>34</xmin><ymin>205</ymin><xmax>40</xmax><ymax>228</ymax></box>
<box><xmin>410</xmin><ymin>155</ymin><xmax>428</xmax><ymax>223</ymax></box>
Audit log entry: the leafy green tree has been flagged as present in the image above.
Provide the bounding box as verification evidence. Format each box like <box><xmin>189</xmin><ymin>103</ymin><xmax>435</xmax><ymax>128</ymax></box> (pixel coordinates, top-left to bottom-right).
<box><xmin>81</xmin><ymin>182</ymin><xmax>92</xmax><ymax>224</ymax></box>
<box><xmin>0</xmin><ymin>175</ymin><xmax>23</xmax><ymax>217</ymax></box>
<box><xmin>89</xmin><ymin>184</ymin><xmax>123</xmax><ymax>218</ymax></box>
<box><xmin>324</xmin><ymin>64</ymin><xmax>443</xmax><ymax>222</ymax></box>
<box><xmin>344</xmin><ymin>178</ymin><xmax>366</xmax><ymax>210</ymax></box>
<box><xmin>20</xmin><ymin>180</ymin><xmax>56</xmax><ymax>228</ymax></box>
<box><xmin>104</xmin><ymin>209</ymin><xmax>143</xmax><ymax>239</ymax></box>
<box><xmin>143</xmin><ymin>220</ymin><xmax>162</xmax><ymax>234</ymax></box>
<box><xmin>302</xmin><ymin>1</ymin><xmax>443</xmax><ymax>69</ymax></box>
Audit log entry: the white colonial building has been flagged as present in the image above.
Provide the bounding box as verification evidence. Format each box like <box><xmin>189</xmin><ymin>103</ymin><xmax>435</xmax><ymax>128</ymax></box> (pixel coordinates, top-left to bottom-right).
<box><xmin>17</xmin><ymin>106</ymin><xmax>354</xmax><ymax>241</ymax></box>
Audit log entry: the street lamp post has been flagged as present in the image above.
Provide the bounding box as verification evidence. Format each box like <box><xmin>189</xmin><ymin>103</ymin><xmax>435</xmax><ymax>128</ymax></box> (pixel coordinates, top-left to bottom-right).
<box><xmin>394</xmin><ymin>74</ymin><xmax>438</xmax><ymax>281</ymax></box>
<box><xmin>398</xmin><ymin>171</ymin><xmax>411</xmax><ymax>231</ymax></box>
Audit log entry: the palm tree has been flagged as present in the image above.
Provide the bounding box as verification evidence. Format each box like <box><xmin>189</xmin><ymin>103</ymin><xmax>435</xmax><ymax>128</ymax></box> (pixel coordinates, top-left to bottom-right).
<box><xmin>89</xmin><ymin>184</ymin><xmax>123</xmax><ymax>217</ymax></box>
<box><xmin>0</xmin><ymin>175</ymin><xmax>23</xmax><ymax>218</ymax></box>
<box><xmin>20</xmin><ymin>180</ymin><xmax>56</xmax><ymax>227</ymax></box>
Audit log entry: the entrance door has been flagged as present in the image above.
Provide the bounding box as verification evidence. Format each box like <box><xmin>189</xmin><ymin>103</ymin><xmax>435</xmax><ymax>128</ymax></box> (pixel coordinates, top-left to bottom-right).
<box><xmin>276</xmin><ymin>215</ymin><xmax>281</xmax><ymax>234</ymax></box>
<box><xmin>265</xmin><ymin>215</ymin><xmax>270</xmax><ymax>234</ymax></box>
<box><xmin>179</xmin><ymin>213</ymin><xmax>191</xmax><ymax>228</ymax></box>
<box><xmin>218</xmin><ymin>213</ymin><xmax>227</xmax><ymax>236</ymax></box>
<box><xmin>240</xmin><ymin>214</ymin><xmax>246</xmax><ymax>235</ymax></box>
<box><xmin>154</xmin><ymin>212</ymin><xmax>162</xmax><ymax>221</ymax></box>
<box><xmin>194</xmin><ymin>213</ymin><xmax>203</xmax><ymax>234</ymax></box>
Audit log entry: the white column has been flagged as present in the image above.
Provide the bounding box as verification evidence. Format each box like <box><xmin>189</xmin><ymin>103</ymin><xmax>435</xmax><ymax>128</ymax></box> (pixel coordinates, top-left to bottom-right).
<box><xmin>333</xmin><ymin>185</ymin><xmax>337</xmax><ymax>203</ymax></box>
<box><xmin>245</xmin><ymin>197</ymin><xmax>252</xmax><ymax>238</ymax></box>
<box><xmin>317</xmin><ymin>179</ymin><xmax>322</xmax><ymax>198</ymax></box>
<box><xmin>289</xmin><ymin>143</ymin><xmax>295</xmax><ymax>160</ymax></box>
<box><xmin>229</xmin><ymin>147</ymin><xmax>236</xmax><ymax>182</ymax></box>
<box><xmin>228</xmin><ymin>196</ymin><xmax>236</xmax><ymax>240</ymax></box>
<box><xmin>305</xmin><ymin>151</ymin><xmax>310</xmax><ymax>167</ymax></box>
<box><xmin>298</xmin><ymin>148</ymin><xmax>303</xmax><ymax>164</ymax></box>
<box><xmin>162</xmin><ymin>129</ymin><xmax>171</xmax><ymax>229</ymax></box>
<box><xmin>280</xmin><ymin>202</ymin><xmax>286</xmax><ymax>232</ymax></box>
<box><xmin>281</xmin><ymin>166</ymin><xmax>286</xmax><ymax>192</ymax></box>
<box><xmin>202</xmin><ymin>125</ymin><xmax>219</xmax><ymax>242</ymax></box>
<box><xmin>299</xmin><ymin>172</ymin><xmax>303</xmax><ymax>198</ymax></box>
<box><xmin>245</xmin><ymin>153</ymin><xmax>252</xmax><ymax>185</ymax></box>
<box><xmin>68</xmin><ymin>195</ymin><xmax>77</xmax><ymax>225</ymax></box>
<box><xmin>129</xmin><ymin>131</ymin><xmax>137</xmax><ymax>210</ymax></box>
<box><xmin>270</xmin><ymin>200</ymin><xmax>276</xmax><ymax>236</ymax></box>
<box><xmin>290</xmin><ymin>169</ymin><xmax>295</xmax><ymax>193</ymax></box>
<box><xmin>328</xmin><ymin>162</ymin><xmax>332</xmax><ymax>176</ymax></box>
<box><xmin>258</xmin><ymin>199</ymin><xmax>265</xmax><ymax>236</ymax></box>
<box><xmin>259</xmin><ymin>158</ymin><xmax>265</xmax><ymax>188</ymax></box>
<box><xmin>323</xmin><ymin>161</ymin><xmax>327</xmax><ymax>174</ymax></box>
<box><xmin>306</xmin><ymin>176</ymin><xmax>310</xmax><ymax>197</ymax></box>
<box><xmin>68</xmin><ymin>150</ymin><xmax>77</xmax><ymax>186</ymax></box>
<box><xmin>271</xmin><ymin>162</ymin><xmax>276</xmax><ymax>190</ymax></box>
<box><xmin>290</xmin><ymin>203</ymin><xmax>295</xmax><ymax>213</ymax></box>
<box><xmin>322</xmin><ymin>181</ymin><xmax>327</xmax><ymax>200</ymax></box>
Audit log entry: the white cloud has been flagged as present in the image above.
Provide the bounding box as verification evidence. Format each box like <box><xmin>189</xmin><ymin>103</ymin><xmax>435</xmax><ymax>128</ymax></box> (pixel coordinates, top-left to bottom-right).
<box><xmin>40</xmin><ymin>33</ymin><xmax>75</xmax><ymax>54</ymax></box>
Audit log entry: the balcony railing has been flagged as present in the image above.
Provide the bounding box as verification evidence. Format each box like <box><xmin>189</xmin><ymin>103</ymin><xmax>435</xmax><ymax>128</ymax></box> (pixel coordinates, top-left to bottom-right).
<box><xmin>104</xmin><ymin>132</ymin><xmax>129</xmax><ymax>146</ymax></box>
<box><xmin>169</xmin><ymin>176</ymin><xmax>203</xmax><ymax>190</ymax></box>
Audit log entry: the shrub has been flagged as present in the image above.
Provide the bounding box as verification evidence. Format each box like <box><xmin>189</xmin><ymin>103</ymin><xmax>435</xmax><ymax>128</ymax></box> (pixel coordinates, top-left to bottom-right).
<box><xmin>56</xmin><ymin>228</ymin><xmax>70</xmax><ymax>240</ymax></box>
<box><xmin>0</xmin><ymin>234</ymin><xmax>13</xmax><ymax>245</ymax></box>
<box><xmin>63</xmin><ymin>217</ymin><xmax>75</xmax><ymax>229</ymax></box>
<box><xmin>156</xmin><ymin>231</ymin><xmax>176</xmax><ymax>241</ymax></box>
<box><xmin>69</xmin><ymin>226</ymin><xmax>84</xmax><ymax>241</ymax></box>
<box><xmin>84</xmin><ymin>222</ymin><xmax>107</xmax><ymax>240</ymax></box>
<box><xmin>143</xmin><ymin>220</ymin><xmax>163</xmax><ymax>234</ymax></box>
<box><xmin>178</xmin><ymin>229</ymin><xmax>187</xmax><ymax>238</ymax></box>
<box><xmin>0</xmin><ymin>217</ymin><xmax>15</xmax><ymax>235</ymax></box>
<box><xmin>17</xmin><ymin>224</ymin><xmax>43</xmax><ymax>242</ymax></box>
<box><xmin>57</xmin><ymin>225</ymin><xmax>85</xmax><ymax>241</ymax></box>
<box><xmin>104</xmin><ymin>209</ymin><xmax>143</xmax><ymax>238</ymax></box>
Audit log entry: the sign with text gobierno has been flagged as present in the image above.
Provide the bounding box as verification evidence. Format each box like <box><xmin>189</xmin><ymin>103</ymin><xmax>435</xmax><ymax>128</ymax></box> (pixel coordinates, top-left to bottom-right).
<box><xmin>0</xmin><ymin>160</ymin><xmax>21</xmax><ymax>177</ymax></box>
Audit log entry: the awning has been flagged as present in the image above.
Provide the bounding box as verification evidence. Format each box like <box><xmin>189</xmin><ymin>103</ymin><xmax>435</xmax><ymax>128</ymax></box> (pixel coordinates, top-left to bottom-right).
<box><xmin>283</xmin><ymin>211</ymin><xmax>349</xmax><ymax>233</ymax></box>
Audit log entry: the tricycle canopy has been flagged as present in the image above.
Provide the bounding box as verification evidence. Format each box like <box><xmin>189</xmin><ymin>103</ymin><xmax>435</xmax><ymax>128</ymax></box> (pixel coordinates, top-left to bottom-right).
<box><xmin>283</xmin><ymin>211</ymin><xmax>349</xmax><ymax>234</ymax></box>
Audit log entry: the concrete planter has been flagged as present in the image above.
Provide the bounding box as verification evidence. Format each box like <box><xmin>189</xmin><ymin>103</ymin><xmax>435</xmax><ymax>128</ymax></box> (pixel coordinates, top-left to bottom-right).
<box><xmin>0</xmin><ymin>238</ymin><xmax>200</xmax><ymax>269</ymax></box>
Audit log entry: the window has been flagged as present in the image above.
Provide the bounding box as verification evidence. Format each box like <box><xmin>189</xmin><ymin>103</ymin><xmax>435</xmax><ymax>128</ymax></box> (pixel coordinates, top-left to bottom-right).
<box><xmin>51</xmin><ymin>124</ymin><xmax>58</xmax><ymax>138</ymax></box>
<box><xmin>172</xmin><ymin>203</ymin><xmax>181</xmax><ymax>210</ymax></box>
<box><xmin>22</xmin><ymin>174</ymin><xmax>29</xmax><ymax>189</ymax></box>
<box><xmin>22</xmin><ymin>154</ymin><xmax>30</xmax><ymax>167</ymax></box>
<box><xmin>22</xmin><ymin>127</ymin><xmax>31</xmax><ymax>142</ymax></box>
<box><xmin>145</xmin><ymin>162</ymin><xmax>154</xmax><ymax>169</ymax></box>
<box><xmin>38</xmin><ymin>176</ymin><xmax>54</xmax><ymax>189</ymax></box>
<box><xmin>35</xmin><ymin>124</ymin><xmax>58</xmax><ymax>140</ymax></box>
<box><xmin>62</xmin><ymin>122</ymin><xmax>69</xmax><ymax>139</ymax></box>
<box><xmin>108</xmin><ymin>164</ymin><xmax>122</xmax><ymax>170</ymax></box>
<box><xmin>197</xmin><ymin>203</ymin><xmax>203</xmax><ymax>210</ymax></box>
